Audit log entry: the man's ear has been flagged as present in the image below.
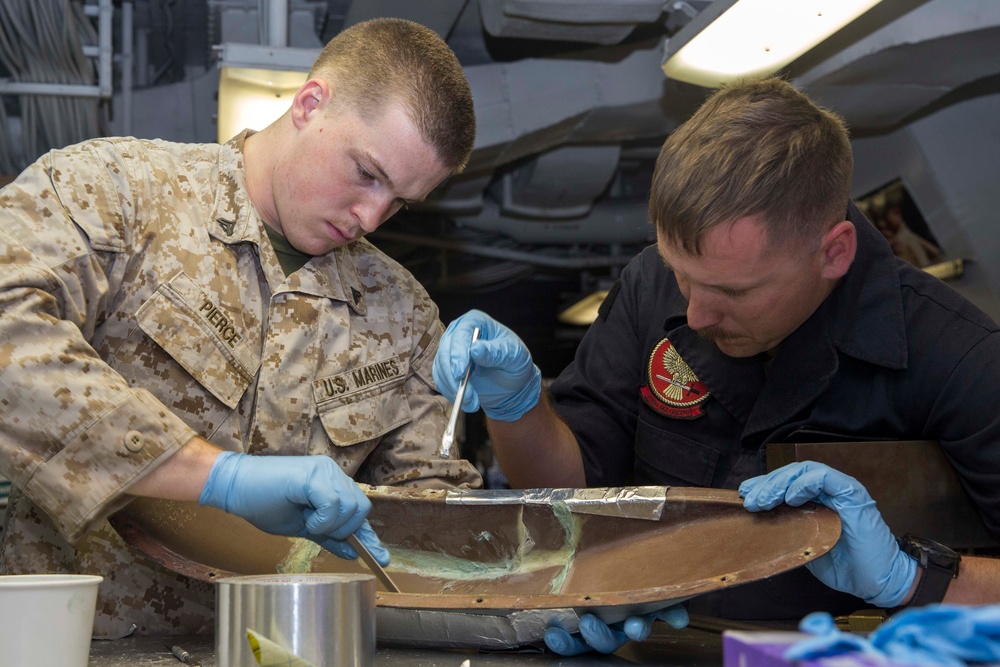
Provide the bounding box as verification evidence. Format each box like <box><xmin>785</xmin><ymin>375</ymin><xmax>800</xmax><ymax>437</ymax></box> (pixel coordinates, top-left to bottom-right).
<box><xmin>820</xmin><ymin>220</ymin><xmax>857</xmax><ymax>280</ymax></box>
<box><xmin>290</xmin><ymin>78</ymin><xmax>330</xmax><ymax>130</ymax></box>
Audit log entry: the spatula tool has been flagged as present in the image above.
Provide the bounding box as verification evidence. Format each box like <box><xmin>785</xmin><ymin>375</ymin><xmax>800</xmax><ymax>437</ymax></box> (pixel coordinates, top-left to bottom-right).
<box><xmin>347</xmin><ymin>533</ymin><xmax>400</xmax><ymax>593</ymax></box>
<box><xmin>439</xmin><ymin>326</ymin><xmax>481</xmax><ymax>459</ymax></box>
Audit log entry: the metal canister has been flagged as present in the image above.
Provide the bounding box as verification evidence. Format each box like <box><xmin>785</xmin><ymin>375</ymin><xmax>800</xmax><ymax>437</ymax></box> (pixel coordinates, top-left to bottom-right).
<box><xmin>215</xmin><ymin>573</ymin><xmax>376</xmax><ymax>667</ymax></box>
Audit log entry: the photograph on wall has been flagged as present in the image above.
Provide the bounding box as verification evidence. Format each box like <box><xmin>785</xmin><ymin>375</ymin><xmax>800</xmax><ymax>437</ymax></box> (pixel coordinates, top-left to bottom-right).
<box><xmin>855</xmin><ymin>180</ymin><xmax>942</xmax><ymax>269</ymax></box>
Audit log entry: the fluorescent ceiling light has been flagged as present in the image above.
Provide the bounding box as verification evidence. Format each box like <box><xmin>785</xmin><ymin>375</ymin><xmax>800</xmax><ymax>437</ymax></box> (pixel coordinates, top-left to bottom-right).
<box><xmin>217</xmin><ymin>66</ymin><xmax>306</xmax><ymax>143</ymax></box>
<box><xmin>662</xmin><ymin>0</ymin><xmax>883</xmax><ymax>88</ymax></box>
<box><xmin>215</xmin><ymin>43</ymin><xmax>315</xmax><ymax>143</ymax></box>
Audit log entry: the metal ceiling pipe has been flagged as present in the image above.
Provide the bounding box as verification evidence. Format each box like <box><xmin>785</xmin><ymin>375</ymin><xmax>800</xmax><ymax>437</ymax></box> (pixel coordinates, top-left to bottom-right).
<box><xmin>121</xmin><ymin>2</ymin><xmax>133</xmax><ymax>136</ymax></box>
<box><xmin>267</xmin><ymin>0</ymin><xmax>288</xmax><ymax>47</ymax></box>
<box><xmin>373</xmin><ymin>229</ymin><xmax>636</xmax><ymax>269</ymax></box>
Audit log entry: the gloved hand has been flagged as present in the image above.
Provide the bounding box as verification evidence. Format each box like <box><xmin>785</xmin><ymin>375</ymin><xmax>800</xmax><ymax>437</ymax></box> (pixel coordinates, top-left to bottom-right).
<box><xmin>740</xmin><ymin>461</ymin><xmax>916</xmax><ymax>608</ymax></box>
<box><xmin>543</xmin><ymin>606</ymin><xmax>689</xmax><ymax>656</ymax></box>
<box><xmin>199</xmin><ymin>451</ymin><xmax>388</xmax><ymax>564</ymax></box>
<box><xmin>786</xmin><ymin>606</ymin><xmax>1000</xmax><ymax>667</ymax></box>
<box><xmin>433</xmin><ymin>309</ymin><xmax>542</xmax><ymax>422</ymax></box>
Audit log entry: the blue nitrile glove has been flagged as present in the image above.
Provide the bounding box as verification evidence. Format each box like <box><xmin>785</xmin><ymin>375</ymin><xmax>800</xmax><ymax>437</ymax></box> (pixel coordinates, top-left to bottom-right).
<box><xmin>784</xmin><ymin>611</ymin><xmax>880</xmax><ymax>662</ymax></box>
<box><xmin>872</xmin><ymin>604</ymin><xmax>1000</xmax><ymax>666</ymax></box>
<box><xmin>787</xmin><ymin>606</ymin><xmax>1000</xmax><ymax>666</ymax></box>
<box><xmin>199</xmin><ymin>451</ymin><xmax>389</xmax><ymax>564</ymax></box>
<box><xmin>543</xmin><ymin>607</ymin><xmax>689</xmax><ymax>656</ymax></box>
<box><xmin>433</xmin><ymin>309</ymin><xmax>542</xmax><ymax>422</ymax></box>
<box><xmin>740</xmin><ymin>461</ymin><xmax>917</xmax><ymax>608</ymax></box>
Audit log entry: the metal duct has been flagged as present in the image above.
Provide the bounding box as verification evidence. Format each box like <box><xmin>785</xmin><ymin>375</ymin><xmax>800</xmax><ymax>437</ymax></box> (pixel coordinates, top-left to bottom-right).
<box><xmin>462</xmin><ymin>43</ymin><xmax>699</xmax><ymax>171</ymax></box>
<box><xmin>794</xmin><ymin>0</ymin><xmax>1000</xmax><ymax>130</ymax></box>
<box><xmin>342</xmin><ymin>0</ymin><xmax>469</xmax><ymax>37</ymax></box>
<box><xmin>455</xmin><ymin>198</ymin><xmax>653</xmax><ymax>245</ymax></box>
<box><xmin>495</xmin><ymin>145</ymin><xmax>621</xmax><ymax>219</ymax></box>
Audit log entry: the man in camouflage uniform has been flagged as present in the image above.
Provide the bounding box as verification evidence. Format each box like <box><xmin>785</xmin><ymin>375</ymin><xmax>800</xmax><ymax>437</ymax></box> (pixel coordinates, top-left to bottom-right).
<box><xmin>0</xmin><ymin>18</ymin><xmax>480</xmax><ymax>637</ymax></box>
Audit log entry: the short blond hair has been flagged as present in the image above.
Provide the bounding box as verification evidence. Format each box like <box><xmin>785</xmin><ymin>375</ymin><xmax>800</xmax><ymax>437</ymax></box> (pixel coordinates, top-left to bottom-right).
<box><xmin>309</xmin><ymin>18</ymin><xmax>476</xmax><ymax>172</ymax></box>
<box><xmin>650</xmin><ymin>77</ymin><xmax>853</xmax><ymax>254</ymax></box>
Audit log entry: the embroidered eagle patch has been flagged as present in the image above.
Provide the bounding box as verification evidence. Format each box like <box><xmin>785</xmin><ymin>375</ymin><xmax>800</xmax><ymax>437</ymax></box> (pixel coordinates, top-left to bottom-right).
<box><xmin>640</xmin><ymin>337</ymin><xmax>710</xmax><ymax>419</ymax></box>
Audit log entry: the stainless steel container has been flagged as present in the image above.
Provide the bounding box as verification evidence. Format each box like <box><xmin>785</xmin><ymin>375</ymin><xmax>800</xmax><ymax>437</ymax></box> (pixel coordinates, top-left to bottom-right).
<box><xmin>216</xmin><ymin>573</ymin><xmax>375</xmax><ymax>667</ymax></box>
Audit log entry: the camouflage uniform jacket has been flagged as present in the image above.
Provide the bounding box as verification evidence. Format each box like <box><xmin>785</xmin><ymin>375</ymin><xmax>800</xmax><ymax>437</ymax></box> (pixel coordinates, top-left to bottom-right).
<box><xmin>0</xmin><ymin>133</ymin><xmax>481</xmax><ymax>637</ymax></box>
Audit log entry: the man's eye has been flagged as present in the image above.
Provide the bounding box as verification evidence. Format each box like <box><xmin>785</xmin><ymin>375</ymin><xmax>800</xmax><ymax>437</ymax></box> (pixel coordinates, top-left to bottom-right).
<box><xmin>721</xmin><ymin>287</ymin><xmax>748</xmax><ymax>298</ymax></box>
<box><xmin>356</xmin><ymin>162</ymin><xmax>375</xmax><ymax>181</ymax></box>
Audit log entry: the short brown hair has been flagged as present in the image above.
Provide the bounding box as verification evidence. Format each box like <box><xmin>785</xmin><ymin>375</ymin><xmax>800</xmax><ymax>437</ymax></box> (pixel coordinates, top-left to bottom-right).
<box><xmin>649</xmin><ymin>77</ymin><xmax>853</xmax><ymax>254</ymax></box>
<box><xmin>309</xmin><ymin>18</ymin><xmax>476</xmax><ymax>172</ymax></box>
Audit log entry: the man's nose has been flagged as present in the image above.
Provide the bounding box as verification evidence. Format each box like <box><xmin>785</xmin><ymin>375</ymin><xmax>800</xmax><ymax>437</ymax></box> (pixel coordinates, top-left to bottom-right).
<box><xmin>356</xmin><ymin>195</ymin><xmax>398</xmax><ymax>234</ymax></box>
<box><xmin>685</xmin><ymin>290</ymin><xmax>722</xmax><ymax>331</ymax></box>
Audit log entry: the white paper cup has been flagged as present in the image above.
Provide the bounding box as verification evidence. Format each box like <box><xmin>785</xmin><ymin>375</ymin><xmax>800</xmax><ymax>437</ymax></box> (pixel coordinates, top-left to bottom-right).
<box><xmin>0</xmin><ymin>574</ymin><xmax>102</xmax><ymax>667</ymax></box>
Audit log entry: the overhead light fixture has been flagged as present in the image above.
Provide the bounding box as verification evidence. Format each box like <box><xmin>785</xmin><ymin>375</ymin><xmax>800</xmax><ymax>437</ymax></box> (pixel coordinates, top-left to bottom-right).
<box><xmin>558</xmin><ymin>290</ymin><xmax>610</xmax><ymax>326</ymax></box>
<box><xmin>662</xmin><ymin>0</ymin><xmax>883</xmax><ymax>88</ymax></box>
<box><xmin>215</xmin><ymin>43</ymin><xmax>314</xmax><ymax>143</ymax></box>
<box><xmin>923</xmin><ymin>258</ymin><xmax>964</xmax><ymax>282</ymax></box>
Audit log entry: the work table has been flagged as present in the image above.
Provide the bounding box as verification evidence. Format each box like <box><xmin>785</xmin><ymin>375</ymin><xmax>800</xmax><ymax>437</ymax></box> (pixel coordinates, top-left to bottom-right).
<box><xmin>88</xmin><ymin>625</ymin><xmax>725</xmax><ymax>666</ymax></box>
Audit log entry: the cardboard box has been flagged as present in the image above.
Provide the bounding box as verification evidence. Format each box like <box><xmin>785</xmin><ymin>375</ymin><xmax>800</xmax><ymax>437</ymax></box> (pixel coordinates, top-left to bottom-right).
<box><xmin>723</xmin><ymin>630</ymin><xmax>886</xmax><ymax>667</ymax></box>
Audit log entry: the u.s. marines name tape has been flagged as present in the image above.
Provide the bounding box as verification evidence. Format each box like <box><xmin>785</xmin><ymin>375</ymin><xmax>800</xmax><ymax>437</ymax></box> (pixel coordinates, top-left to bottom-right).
<box><xmin>315</xmin><ymin>356</ymin><xmax>402</xmax><ymax>399</ymax></box>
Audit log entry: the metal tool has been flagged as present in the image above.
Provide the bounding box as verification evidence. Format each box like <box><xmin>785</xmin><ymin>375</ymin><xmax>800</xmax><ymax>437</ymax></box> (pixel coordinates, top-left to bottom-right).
<box><xmin>439</xmin><ymin>326</ymin><xmax>480</xmax><ymax>459</ymax></box>
<box><xmin>347</xmin><ymin>532</ymin><xmax>401</xmax><ymax>593</ymax></box>
<box><xmin>165</xmin><ymin>643</ymin><xmax>200</xmax><ymax>666</ymax></box>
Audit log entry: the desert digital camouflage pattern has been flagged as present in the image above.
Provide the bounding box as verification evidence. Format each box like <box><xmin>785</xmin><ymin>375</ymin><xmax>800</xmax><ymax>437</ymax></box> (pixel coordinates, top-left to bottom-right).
<box><xmin>0</xmin><ymin>132</ymin><xmax>481</xmax><ymax>637</ymax></box>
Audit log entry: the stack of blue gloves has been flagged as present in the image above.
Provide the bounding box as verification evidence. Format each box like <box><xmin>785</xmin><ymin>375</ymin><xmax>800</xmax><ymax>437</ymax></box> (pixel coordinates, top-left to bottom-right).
<box><xmin>788</xmin><ymin>605</ymin><xmax>1000</xmax><ymax>666</ymax></box>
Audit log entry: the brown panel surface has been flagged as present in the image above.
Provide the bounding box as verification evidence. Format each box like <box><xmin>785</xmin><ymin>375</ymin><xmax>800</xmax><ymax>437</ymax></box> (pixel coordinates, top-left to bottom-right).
<box><xmin>767</xmin><ymin>440</ymin><xmax>998</xmax><ymax>548</ymax></box>
<box><xmin>111</xmin><ymin>485</ymin><xmax>840</xmax><ymax>613</ymax></box>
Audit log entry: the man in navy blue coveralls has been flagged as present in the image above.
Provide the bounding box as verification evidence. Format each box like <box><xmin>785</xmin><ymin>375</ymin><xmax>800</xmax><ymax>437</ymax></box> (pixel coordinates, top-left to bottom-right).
<box><xmin>434</xmin><ymin>77</ymin><xmax>1000</xmax><ymax>654</ymax></box>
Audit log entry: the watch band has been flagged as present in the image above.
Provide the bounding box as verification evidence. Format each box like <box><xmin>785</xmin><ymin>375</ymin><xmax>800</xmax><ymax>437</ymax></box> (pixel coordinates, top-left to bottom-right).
<box><xmin>897</xmin><ymin>560</ymin><xmax>954</xmax><ymax>611</ymax></box>
<box><xmin>890</xmin><ymin>534</ymin><xmax>960</xmax><ymax>614</ymax></box>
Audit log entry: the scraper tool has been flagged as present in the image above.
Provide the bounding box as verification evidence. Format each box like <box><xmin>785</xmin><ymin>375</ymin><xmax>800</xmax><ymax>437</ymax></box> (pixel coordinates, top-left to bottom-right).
<box><xmin>347</xmin><ymin>533</ymin><xmax>400</xmax><ymax>593</ymax></box>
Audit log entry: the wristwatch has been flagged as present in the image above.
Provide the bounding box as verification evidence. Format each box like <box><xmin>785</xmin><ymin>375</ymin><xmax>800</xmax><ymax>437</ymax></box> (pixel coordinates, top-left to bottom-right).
<box><xmin>890</xmin><ymin>533</ymin><xmax>961</xmax><ymax>613</ymax></box>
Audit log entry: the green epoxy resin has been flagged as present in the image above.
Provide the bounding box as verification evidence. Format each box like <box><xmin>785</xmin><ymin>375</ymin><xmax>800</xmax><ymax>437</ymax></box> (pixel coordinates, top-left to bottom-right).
<box><xmin>271</xmin><ymin>504</ymin><xmax>584</xmax><ymax>594</ymax></box>
<box><xmin>386</xmin><ymin>515</ymin><xmax>530</xmax><ymax>585</ymax></box>
<box><xmin>387</xmin><ymin>504</ymin><xmax>583</xmax><ymax>594</ymax></box>
<box><xmin>546</xmin><ymin>501</ymin><xmax>580</xmax><ymax>594</ymax></box>
<box><xmin>277</xmin><ymin>538</ymin><xmax>322</xmax><ymax>574</ymax></box>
